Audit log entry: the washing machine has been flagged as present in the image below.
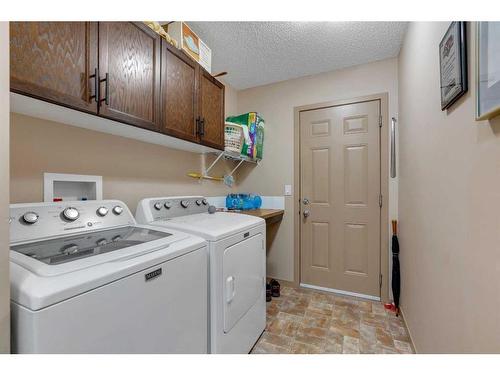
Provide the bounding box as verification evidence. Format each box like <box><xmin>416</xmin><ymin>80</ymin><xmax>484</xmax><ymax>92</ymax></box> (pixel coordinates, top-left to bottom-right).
<box><xmin>9</xmin><ymin>200</ymin><xmax>208</xmax><ymax>353</ymax></box>
<box><xmin>136</xmin><ymin>196</ymin><xmax>266</xmax><ymax>354</ymax></box>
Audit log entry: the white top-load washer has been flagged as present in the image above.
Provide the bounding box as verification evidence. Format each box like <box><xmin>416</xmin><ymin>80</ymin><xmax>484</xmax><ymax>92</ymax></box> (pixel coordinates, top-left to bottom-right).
<box><xmin>9</xmin><ymin>200</ymin><xmax>209</xmax><ymax>354</ymax></box>
<box><xmin>136</xmin><ymin>196</ymin><xmax>266</xmax><ymax>354</ymax></box>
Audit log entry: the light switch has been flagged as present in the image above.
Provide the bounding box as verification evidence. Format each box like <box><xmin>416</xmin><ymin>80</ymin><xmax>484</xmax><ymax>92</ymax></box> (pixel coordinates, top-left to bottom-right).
<box><xmin>284</xmin><ymin>184</ymin><xmax>292</xmax><ymax>196</ymax></box>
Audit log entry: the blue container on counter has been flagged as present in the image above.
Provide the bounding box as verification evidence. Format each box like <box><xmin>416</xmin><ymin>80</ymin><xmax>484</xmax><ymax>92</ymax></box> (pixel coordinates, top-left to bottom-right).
<box><xmin>226</xmin><ymin>194</ymin><xmax>262</xmax><ymax>210</ymax></box>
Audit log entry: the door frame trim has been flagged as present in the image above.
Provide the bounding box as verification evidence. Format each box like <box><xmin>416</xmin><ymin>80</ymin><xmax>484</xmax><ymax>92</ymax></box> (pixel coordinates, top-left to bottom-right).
<box><xmin>293</xmin><ymin>93</ymin><xmax>390</xmax><ymax>302</ymax></box>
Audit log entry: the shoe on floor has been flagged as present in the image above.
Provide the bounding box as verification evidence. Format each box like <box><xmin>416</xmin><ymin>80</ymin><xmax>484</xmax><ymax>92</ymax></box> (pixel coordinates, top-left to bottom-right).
<box><xmin>266</xmin><ymin>283</ymin><xmax>272</xmax><ymax>302</ymax></box>
<box><xmin>270</xmin><ymin>279</ymin><xmax>280</xmax><ymax>297</ymax></box>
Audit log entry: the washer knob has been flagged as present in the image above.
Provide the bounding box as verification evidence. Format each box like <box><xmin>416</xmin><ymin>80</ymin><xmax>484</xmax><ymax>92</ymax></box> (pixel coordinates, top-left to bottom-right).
<box><xmin>202</xmin><ymin>199</ymin><xmax>208</xmax><ymax>205</ymax></box>
<box><xmin>154</xmin><ymin>202</ymin><xmax>162</xmax><ymax>211</ymax></box>
<box><xmin>97</xmin><ymin>207</ymin><xmax>109</xmax><ymax>217</ymax></box>
<box><xmin>164</xmin><ymin>201</ymin><xmax>172</xmax><ymax>209</ymax></box>
<box><xmin>63</xmin><ymin>207</ymin><xmax>79</xmax><ymax>221</ymax></box>
<box><xmin>113</xmin><ymin>205</ymin><xmax>123</xmax><ymax>215</ymax></box>
<box><xmin>22</xmin><ymin>212</ymin><xmax>39</xmax><ymax>225</ymax></box>
<box><xmin>196</xmin><ymin>199</ymin><xmax>202</xmax><ymax>206</ymax></box>
<box><xmin>180</xmin><ymin>200</ymin><xmax>189</xmax><ymax>208</ymax></box>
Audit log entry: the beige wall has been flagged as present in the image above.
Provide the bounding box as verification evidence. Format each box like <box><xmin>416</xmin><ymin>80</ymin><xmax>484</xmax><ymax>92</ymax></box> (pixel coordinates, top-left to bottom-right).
<box><xmin>10</xmin><ymin>82</ymin><xmax>241</xmax><ymax>210</ymax></box>
<box><xmin>398</xmin><ymin>22</ymin><xmax>500</xmax><ymax>353</ymax></box>
<box><xmin>237</xmin><ymin>58</ymin><xmax>399</xmax><ymax>282</ymax></box>
<box><xmin>0</xmin><ymin>22</ymin><xmax>10</xmax><ymax>353</ymax></box>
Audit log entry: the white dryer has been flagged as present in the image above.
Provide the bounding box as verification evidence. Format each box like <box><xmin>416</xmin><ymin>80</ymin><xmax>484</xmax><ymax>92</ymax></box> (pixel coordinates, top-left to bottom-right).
<box><xmin>136</xmin><ymin>196</ymin><xmax>266</xmax><ymax>354</ymax></box>
<box><xmin>9</xmin><ymin>200</ymin><xmax>208</xmax><ymax>353</ymax></box>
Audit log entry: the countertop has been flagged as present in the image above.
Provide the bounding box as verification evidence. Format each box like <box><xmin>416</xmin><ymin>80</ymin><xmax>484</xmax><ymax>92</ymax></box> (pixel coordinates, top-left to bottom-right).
<box><xmin>237</xmin><ymin>209</ymin><xmax>284</xmax><ymax>224</ymax></box>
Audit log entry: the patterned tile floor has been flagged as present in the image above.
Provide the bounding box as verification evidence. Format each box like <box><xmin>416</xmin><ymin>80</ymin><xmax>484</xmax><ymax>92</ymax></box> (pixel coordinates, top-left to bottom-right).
<box><xmin>251</xmin><ymin>286</ymin><xmax>414</xmax><ymax>354</ymax></box>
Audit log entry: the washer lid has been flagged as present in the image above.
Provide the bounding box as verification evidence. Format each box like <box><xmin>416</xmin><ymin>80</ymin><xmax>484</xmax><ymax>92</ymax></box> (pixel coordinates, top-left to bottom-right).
<box><xmin>11</xmin><ymin>226</ymin><xmax>170</xmax><ymax>266</ymax></box>
<box><xmin>157</xmin><ymin>212</ymin><xmax>264</xmax><ymax>241</ymax></box>
<box><xmin>9</xmin><ymin>225</ymin><xmax>208</xmax><ymax>310</ymax></box>
<box><xmin>9</xmin><ymin>224</ymin><xmax>196</xmax><ymax>278</ymax></box>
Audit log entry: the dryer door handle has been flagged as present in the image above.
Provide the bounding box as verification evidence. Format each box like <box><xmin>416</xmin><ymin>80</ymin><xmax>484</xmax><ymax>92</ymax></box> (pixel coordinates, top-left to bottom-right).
<box><xmin>226</xmin><ymin>276</ymin><xmax>236</xmax><ymax>304</ymax></box>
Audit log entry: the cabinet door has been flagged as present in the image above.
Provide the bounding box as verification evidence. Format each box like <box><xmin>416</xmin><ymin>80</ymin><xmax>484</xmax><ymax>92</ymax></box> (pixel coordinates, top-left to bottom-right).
<box><xmin>199</xmin><ymin>69</ymin><xmax>225</xmax><ymax>150</ymax></box>
<box><xmin>98</xmin><ymin>22</ymin><xmax>160</xmax><ymax>131</ymax></box>
<box><xmin>160</xmin><ymin>42</ymin><xmax>199</xmax><ymax>142</ymax></box>
<box><xmin>10</xmin><ymin>22</ymin><xmax>98</xmax><ymax>113</ymax></box>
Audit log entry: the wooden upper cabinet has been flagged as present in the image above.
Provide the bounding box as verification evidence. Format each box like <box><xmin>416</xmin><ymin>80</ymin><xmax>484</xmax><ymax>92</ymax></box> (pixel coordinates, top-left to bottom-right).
<box><xmin>160</xmin><ymin>41</ymin><xmax>198</xmax><ymax>142</ymax></box>
<box><xmin>10</xmin><ymin>22</ymin><xmax>226</xmax><ymax>150</ymax></box>
<box><xmin>10</xmin><ymin>22</ymin><xmax>98</xmax><ymax>113</ymax></box>
<box><xmin>98</xmin><ymin>22</ymin><xmax>161</xmax><ymax>131</ymax></box>
<box><xmin>199</xmin><ymin>69</ymin><xmax>225</xmax><ymax>150</ymax></box>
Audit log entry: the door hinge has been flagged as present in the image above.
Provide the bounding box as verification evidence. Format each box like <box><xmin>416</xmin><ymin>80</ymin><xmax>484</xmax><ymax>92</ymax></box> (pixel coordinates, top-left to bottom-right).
<box><xmin>379</xmin><ymin>274</ymin><xmax>383</xmax><ymax>288</ymax></box>
<box><xmin>379</xmin><ymin>194</ymin><xmax>383</xmax><ymax>208</ymax></box>
<box><xmin>379</xmin><ymin>115</ymin><xmax>383</xmax><ymax>128</ymax></box>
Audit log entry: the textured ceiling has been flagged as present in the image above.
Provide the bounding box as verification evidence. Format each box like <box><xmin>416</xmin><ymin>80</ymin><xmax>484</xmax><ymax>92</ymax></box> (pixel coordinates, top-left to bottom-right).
<box><xmin>188</xmin><ymin>22</ymin><xmax>407</xmax><ymax>90</ymax></box>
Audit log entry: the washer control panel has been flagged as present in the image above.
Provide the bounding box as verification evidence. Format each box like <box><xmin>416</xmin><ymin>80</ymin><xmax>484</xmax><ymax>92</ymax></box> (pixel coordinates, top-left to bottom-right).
<box><xmin>9</xmin><ymin>200</ymin><xmax>135</xmax><ymax>244</ymax></box>
<box><xmin>144</xmin><ymin>196</ymin><xmax>210</xmax><ymax>221</ymax></box>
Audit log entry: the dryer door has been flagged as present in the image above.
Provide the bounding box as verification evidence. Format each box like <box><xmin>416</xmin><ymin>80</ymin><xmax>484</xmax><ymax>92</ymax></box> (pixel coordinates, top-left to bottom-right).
<box><xmin>223</xmin><ymin>233</ymin><xmax>265</xmax><ymax>333</ymax></box>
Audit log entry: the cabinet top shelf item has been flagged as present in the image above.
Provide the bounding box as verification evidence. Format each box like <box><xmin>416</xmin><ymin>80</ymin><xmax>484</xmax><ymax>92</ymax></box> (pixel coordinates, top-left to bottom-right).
<box><xmin>11</xmin><ymin>93</ymin><xmax>221</xmax><ymax>154</ymax></box>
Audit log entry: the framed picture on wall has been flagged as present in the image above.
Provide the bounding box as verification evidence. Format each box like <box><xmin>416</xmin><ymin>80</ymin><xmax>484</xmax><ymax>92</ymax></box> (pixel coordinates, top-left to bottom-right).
<box><xmin>439</xmin><ymin>21</ymin><xmax>468</xmax><ymax>110</ymax></box>
<box><xmin>476</xmin><ymin>22</ymin><xmax>500</xmax><ymax>120</ymax></box>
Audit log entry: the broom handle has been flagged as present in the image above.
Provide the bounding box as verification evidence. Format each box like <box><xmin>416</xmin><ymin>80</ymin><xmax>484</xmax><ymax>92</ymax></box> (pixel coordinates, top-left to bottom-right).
<box><xmin>392</xmin><ymin>220</ymin><xmax>398</xmax><ymax>235</ymax></box>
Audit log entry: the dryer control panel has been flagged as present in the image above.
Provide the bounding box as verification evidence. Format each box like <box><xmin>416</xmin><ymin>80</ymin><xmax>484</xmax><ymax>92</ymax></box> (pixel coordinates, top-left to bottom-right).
<box><xmin>10</xmin><ymin>200</ymin><xmax>136</xmax><ymax>244</ymax></box>
<box><xmin>136</xmin><ymin>196</ymin><xmax>210</xmax><ymax>222</ymax></box>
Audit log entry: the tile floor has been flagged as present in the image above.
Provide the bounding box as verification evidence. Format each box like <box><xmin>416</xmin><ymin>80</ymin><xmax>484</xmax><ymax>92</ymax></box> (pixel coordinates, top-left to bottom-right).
<box><xmin>251</xmin><ymin>286</ymin><xmax>414</xmax><ymax>354</ymax></box>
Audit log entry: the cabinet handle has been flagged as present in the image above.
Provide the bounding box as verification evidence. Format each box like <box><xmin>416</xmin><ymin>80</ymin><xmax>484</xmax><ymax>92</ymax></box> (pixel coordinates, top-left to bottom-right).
<box><xmin>100</xmin><ymin>73</ymin><xmax>109</xmax><ymax>106</ymax></box>
<box><xmin>89</xmin><ymin>68</ymin><xmax>99</xmax><ymax>104</ymax></box>
<box><xmin>199</xmin><ymin>118</ymin><xmax>205</xmax><ymax>136</ymax></box>
<box><xmin>196</xmin><ymin>117</ymin><xmax>205</xmax><ymax>136</ymax></box>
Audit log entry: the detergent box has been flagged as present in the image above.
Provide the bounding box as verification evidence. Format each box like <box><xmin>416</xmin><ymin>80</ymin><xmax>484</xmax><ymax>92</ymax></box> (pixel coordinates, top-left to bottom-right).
<box><xmin>167</xmin><ymin>22</ymin><xmax>211</xmax><ymax>73</ymax></box>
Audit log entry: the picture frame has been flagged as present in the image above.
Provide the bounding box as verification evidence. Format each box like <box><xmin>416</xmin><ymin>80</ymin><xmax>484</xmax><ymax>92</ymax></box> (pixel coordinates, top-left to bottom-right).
<box><xmin>475</xmin><ymin>22</ymin><xmax>500</xmax><ymax>120</ymax></box>
<box><xmin>439</xmin><ymin>21</ymin><xmax>468</xmax><ymax>110</ymax></box>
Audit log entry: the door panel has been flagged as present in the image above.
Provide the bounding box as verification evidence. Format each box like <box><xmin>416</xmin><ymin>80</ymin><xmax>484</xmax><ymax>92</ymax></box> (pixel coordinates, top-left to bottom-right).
<box><xmin>98</xmin><ymin>22</ymin><xmax>160</xmax><ymax>131</ymax></box>
<box><xmin>344</xmin><ymin>223</ymin><xmax>368</xmax><ymax>276</ymax></box>
<box><xmin>10</xmin><ymin>22</ymin><xmax>98</xmax><ymax>113</ymax></box>
<box><xmin>199</xmin><ymin>69</ymin><xmax>225</xmax><ymax>149</ymax></box>
<box><xmin>161</xmin><ymin>42</ymin><xmax>198</xmax><ymax>142</ymax></box>
<box><xmin>311</xmin><ymin>222</ymin><xmax>330</xmax><ymax>268</ymax></box>
<box><xmin>312</xmin><ymin>148</ymin><xmax>330</xmax><ymax>203</ymax></box>
<box><xmin>300</xmin><ymin>100</ymin><xmax>380</xmax><ymax>297</ymax></box>
<box><xmin>223</xmin><ymin>234</ymin><xmax>264</xmax><ymax>333</ymax></box>
<box><xmin>344</xmin><ymin>144</ymin><xmax>368</xmax><ymax>206</ymax></box>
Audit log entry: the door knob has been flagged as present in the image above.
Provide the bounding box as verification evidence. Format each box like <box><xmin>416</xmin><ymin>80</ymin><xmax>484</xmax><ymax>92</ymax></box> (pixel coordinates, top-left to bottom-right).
<box><xmin>303</xmin><ymin>209</ymin><xmax>310</xmax><ymax>218</ymax></box>
<box><xmin>302</xmin><ymin>198</ymin><xmax>310</xmax><ymax>205</ymax></box>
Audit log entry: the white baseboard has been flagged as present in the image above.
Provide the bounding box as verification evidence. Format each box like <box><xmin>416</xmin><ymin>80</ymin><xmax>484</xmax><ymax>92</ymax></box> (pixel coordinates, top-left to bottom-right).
<box><xmin>300</xmin><ymin>283</ymin><xmax>381</xmax><ymax>301</ymax></box>
<box><xmin>399</xmin><ymin>306</ymin><xmax>418</xmax><ymax>353</ymax></box>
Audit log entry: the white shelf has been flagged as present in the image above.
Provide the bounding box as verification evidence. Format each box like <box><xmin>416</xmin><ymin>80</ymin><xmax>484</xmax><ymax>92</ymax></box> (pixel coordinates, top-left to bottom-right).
<box><xmin>219</xmin><ymin>150</ymin><xmax>260</xmax><ymax>164</ymax></box>
<box><xmin>193</xmin><ymin>150</ymin><xmax>259</xmax><ymax>186</ymax></box>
